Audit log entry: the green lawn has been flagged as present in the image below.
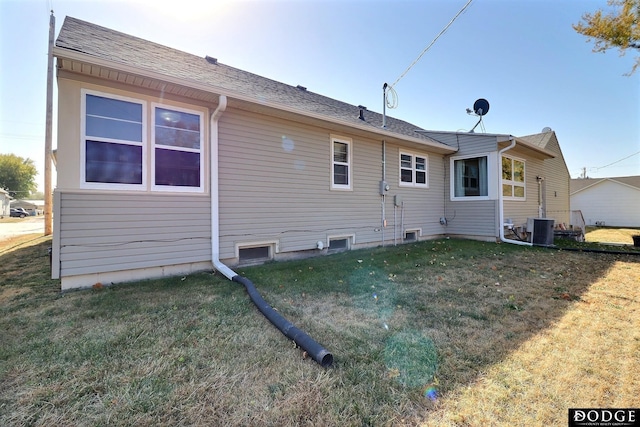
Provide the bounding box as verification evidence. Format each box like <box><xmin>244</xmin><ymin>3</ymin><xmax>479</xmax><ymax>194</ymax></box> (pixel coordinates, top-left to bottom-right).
<box><xmin>1</xmin><ymin>236</ymin><xmax>638</xmax><ymax>426</ymax></box>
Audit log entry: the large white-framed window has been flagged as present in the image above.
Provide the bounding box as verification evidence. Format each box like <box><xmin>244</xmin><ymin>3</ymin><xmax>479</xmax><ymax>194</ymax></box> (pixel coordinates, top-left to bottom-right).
<box><xmin>331</xmin><ymin>135</ymin><xmax>352</xmax><ymax>190</ymax></box>
<box><xmin>152</xmin><ymin>104</ymin><xmax>204</xmax><ymax>192</ymax></box>
<box><xmin>451</xmin><ymin>154</ymin><xmax>490</xmax><ymax>200</ymax></box>
<box><xmin>502</xmin><ymin>155</ymin><xmax>525</xmax><ymax>200</ymax></box>
<box><xmin>399</xmin><ymin>151</ymin><xmax>428</xmax><ymax>188</ymax></box>
<box><xmin>81</xmin><ymin>89</ymin><xmax>146</xmax><ymax>190</ymax></box>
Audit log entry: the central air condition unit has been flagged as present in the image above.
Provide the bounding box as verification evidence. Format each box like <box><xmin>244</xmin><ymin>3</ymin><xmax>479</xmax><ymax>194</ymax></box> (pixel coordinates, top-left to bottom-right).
<box><xmin>527</xmin><ymin>218</ymin><xmax>554</xmax><ymax>246</ymax></box>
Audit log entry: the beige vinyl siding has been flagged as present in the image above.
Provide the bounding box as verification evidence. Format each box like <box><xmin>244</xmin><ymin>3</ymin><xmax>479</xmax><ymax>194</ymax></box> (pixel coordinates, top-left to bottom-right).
<box><xmin>541</xmin><ymin>136</ymin><xmax>570</xmax><ymax>225</ymax></box>
<box><xmin>387</xmin><ymin>145</ymin><xmax>447</xmax><ymax>236</ymax></box>
<box><xmin>444</xmin><ymin>200</ymin><xmax>497</xmax><ymax>238</ymax></box>
<box><xmin>58</xmin><ymin>192</ymin><xmax>211</xmax><ymax>277</ymax></box>
<box><xmin>217</xmin><ymin>109</ymin><xmax>446</xmax><ymax>261</ymax></box>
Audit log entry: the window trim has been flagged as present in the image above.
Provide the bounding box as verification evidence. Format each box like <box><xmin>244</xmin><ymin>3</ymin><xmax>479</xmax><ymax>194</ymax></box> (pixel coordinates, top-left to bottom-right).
<box><xmin>151</xmin><ymin>103</ymin><xmax>205</xmax><ymax>193</ymax></box>
<box><xmin>450</xmin><ymin>153</ymin><xmax>495</xmax><ymax>201</ymax></box>
<box><xmin>80</xmin><ymin>89</ymin><xmax>147</xmax><ymax>191</ymax></box>
<box><xmin>330</xmin><ymin>135</ymin><xmax>352</xmax><ymax>191</ymax></box>
<box><xmin>235</xmin><ymin>240</ymin><xmax>280</xmax><ymax>263</ymax></box>
<box><xmin>326</xmin><ymin>234</ymin><xmax>355</xmax><ymax>251</ymax></box>
<box><xmin>501</xmin><ymin>155</ymin><xmax>526</xmax><ymax>201</ymax></box>
<box><xmin>399</xmin><ymin>151</ymin><xmax>429</xmax><ymax>188</ymax></box>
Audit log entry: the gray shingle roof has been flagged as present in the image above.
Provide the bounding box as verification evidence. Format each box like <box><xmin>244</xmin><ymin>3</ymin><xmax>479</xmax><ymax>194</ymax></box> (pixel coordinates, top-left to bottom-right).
<box><xmin>571</xmin><ymin>176</ymin><xmax>640</xmax><ymax>194</ymax></box>
<box><xmin>55</xmin><ymin>16</ymin><xmax>447</xmax><ymax>147</ymax></box>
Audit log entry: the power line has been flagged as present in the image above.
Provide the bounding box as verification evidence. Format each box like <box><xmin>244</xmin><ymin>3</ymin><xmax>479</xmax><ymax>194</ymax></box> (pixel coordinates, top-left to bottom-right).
<box><xmin>390</xmin><ymin>0</ymin><xmax>474</xmax><ymax>89</ymax></box>
<box><xmin>593</xmin><ymin>150</ymin><xmax>640</xmax><ymax>170</ymax></box>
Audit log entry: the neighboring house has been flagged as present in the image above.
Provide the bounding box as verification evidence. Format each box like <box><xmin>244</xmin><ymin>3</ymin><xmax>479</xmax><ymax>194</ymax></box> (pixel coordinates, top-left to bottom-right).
<box><xmin>570</xmin><ymin>176</ymin><xmax>640</xmax><ymax>227</ymax></box>
<box><xmin>0</xmin><ymin>188</ymin><xmax>11</xmax><ymax>217</ymax></box>
<box><xmin>52</xmin><ymin>17</ymin><xmax>571</xmax><ymax>290</ymax></box>
<box><xmin>10</xmin><ymin>200</ymin><xmax>43</xmax><ymax>215</ymax></box>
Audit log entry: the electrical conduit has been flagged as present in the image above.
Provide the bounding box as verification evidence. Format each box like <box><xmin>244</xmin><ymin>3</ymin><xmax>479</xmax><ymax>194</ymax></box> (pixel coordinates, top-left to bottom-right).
<box><xmin>209</xmin><ymin>95</ymin><xmax>333</xmax><ymax>367</ymax></box>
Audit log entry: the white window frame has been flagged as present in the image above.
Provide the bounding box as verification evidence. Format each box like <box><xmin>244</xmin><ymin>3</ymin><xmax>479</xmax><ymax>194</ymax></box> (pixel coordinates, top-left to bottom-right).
<box><xmin>151</xmin><ymin>103</ymin><xmax>205</xmax><ymax>193</ymax></box>
<box><xmin>501</xmin><ymin>155</ymin><xmax>526</xmax><ymax>201</ymax></box>
<box><xmin>326</xmin><ymin>233</ymin><xmax>356</xmax><ymax>250</ymax></box>
<box><xmin>330</xmin><ymin>135</ymin><xmax>352</xmax><ymax>190</ymax></box>
<box><xmin>399</xmin><ymin>151</ymin><xmax>429</xmax><ymax>188</ymax></box>
<box><xmin>80</xmin><ymin>89</ymin><xmax>147</xmax><ymax>191</ymax></box>
<box><xmin>450</xmin><ymin>152</ymin><xmax>496</xmax><ymax>201</ymax></box>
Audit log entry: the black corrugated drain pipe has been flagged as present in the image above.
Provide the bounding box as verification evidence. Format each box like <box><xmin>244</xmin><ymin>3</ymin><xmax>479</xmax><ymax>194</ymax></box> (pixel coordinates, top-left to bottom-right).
<box><xmin>232</xmin><ymin>275</ymin><xmax>334</xmax><ymax>368</ymax></box>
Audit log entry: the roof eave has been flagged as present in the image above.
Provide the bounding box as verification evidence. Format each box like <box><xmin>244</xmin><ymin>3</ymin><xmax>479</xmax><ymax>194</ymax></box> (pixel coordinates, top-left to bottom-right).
<box><xmin>54</xmin><ymin>47</ymin><xmax>456</xmax><ymax>154</ymax></box>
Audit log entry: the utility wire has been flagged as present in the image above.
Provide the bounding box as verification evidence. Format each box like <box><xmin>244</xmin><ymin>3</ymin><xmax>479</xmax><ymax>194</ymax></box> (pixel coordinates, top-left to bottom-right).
<box><xmin>389</xmin><ymin>0</ymin><xmax>474</xmax><ymax>89</ymax></box>
<box><xmin>593</xmin><ymin>150</ymin><xmax>640</xmax><ymax>170</ymax></box>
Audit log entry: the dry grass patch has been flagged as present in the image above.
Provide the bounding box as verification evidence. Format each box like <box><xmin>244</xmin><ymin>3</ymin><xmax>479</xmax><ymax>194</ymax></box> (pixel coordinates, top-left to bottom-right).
<box><xmin>1</xmin><ymin>237</ymin><xmax>638</xmax><ymax>426</ymax></box>
<box><xmin>585</xmin><ymin>226</ymin><xmax>639</xmax><ymax>245</ymax></box>
<box><xmin>423</xmin><ymin>259</ymin><xmax>640</xmax><ymax>426</ymax></box>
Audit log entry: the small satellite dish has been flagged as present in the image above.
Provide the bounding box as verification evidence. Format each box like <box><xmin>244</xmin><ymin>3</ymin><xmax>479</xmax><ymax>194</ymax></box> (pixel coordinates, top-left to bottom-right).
<box><xmin>541</xmin><ymin>127</ymin><xmax>552</xmax><ymax>133</ymax></box>
<box><xmin>473</xmin><ymin>98</ymin><xmax>490</xmax><ymax>116</ymax></box>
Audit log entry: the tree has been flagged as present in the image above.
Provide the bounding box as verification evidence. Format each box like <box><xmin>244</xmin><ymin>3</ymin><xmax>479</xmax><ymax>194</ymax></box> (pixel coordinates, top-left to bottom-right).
<box><xmin>0</xmin><ymin>154</ymin><xmax>38</xmax><ymax>198</ymax></box>
<box><xmin>573</xmin><ymin>0</ymin><xmax>640</xmax><ymax>74</ymax></box>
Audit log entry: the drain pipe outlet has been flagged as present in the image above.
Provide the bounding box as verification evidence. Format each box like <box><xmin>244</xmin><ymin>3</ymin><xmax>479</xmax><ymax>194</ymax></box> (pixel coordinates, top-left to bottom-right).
<box><xmin>209</xmin><ymin>95</ymin><xmax>333</xmax><ymax>367</ymax></box>
<box><xmin>210</xmin><ymin>95</ymin><xmax>236</xmax><ymax>279</ymax></box>
<box><xmin>499</xmin><ymin>137</ymin><xmax>532</xmax><ymax>247</ymax></box>
<box><xmin>233</xmin><ymin>275</ymin><xmax>334</xmax><ymax>367</ymax></box>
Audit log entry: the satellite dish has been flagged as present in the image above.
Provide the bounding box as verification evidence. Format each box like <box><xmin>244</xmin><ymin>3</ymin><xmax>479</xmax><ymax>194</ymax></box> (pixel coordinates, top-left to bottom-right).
<box><xmin>473</xmin><ymin>98</ymin><xmax>490</xmax><ymax>116</ymax></box>
<box><xmin>541</xmin><ymin>127</ymin><xmax>552</xmax><ymax>133</ymax></box>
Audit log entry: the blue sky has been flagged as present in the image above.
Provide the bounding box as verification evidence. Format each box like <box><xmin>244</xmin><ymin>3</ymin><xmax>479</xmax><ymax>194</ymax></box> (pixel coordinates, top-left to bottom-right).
<box><xmin>1</xmin><ymin>0</ymin><xmax>639</xmax><ymax>191</ymax></box>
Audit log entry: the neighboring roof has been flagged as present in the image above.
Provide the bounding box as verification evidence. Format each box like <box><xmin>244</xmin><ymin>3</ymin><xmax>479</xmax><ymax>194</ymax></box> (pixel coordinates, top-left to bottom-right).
<box><xmin>571</xmin><ymin>176</ymin><xmax>640</xmax><ymax>194</ymax></box>
<box><xmin>54</xmin><ymin>17</ymin><xmax>455</xmax><ymax>153</ymax></box>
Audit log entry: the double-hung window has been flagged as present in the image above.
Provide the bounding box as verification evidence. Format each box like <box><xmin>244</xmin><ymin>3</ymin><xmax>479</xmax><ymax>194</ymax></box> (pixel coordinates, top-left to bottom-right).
<box><xmin>502</xmin><ymin>156</ymin><xmax>525</xmax><ymax>199</ymax></box>
<box><xmin>331</xmin><ymin>136</ymin><xmax>352</xmax><ymax>190</ymax></box>
<box><xmin>399</xmin><ymin>152</ymin><xmax>428</xmax><ymax>187</ymax></box>
<box><xmin>452</xmin><ymin>155</ymin><xmax>489</xmax><ymax>198</ymax></box>
<box><xmin>152</xmin><ymin>105</ymin><xmax>204</xmax><ymax>191</ymax></box>
<box><xmin>82</xmin><ymin>91</ymin><xmax>145</xmax><ymax>189</ymax></box>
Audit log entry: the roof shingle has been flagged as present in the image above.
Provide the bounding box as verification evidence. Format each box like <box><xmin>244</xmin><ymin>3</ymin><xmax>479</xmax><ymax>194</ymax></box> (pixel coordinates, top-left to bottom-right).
<box><xmin>55</xmin><ymin>16</ymin><xmax>447</xmax><ymax>146</ymax></box>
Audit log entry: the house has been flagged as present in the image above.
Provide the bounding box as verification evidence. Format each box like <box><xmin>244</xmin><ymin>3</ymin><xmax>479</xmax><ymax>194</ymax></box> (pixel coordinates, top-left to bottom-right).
<box><xmin>0</xmin><ymin>188</ymin><xmax>11</xmax><ymax>217</ymax></box>
<box><xmin>417</xmin><ymin>130</ymin><xmax>567</xmax><ymax>242</ymax></box>
<box><xmin>10</xmin><ymin>200</ymin><xmax>43</xmax><ymax>215</ymax></box>
<box><xmin>51</xmin><ymin>17</ymin><xmax>571</xmax><ymax>290</ymax></box>
<box><xmin>570</xmin><ymin>176</ymin><xmax>640</xmax><ymax>227</ymax></box>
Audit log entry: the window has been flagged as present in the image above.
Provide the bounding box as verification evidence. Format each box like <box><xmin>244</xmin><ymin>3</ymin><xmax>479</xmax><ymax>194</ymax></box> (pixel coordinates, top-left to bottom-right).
<box><xmin>399</xmin><ymin>152</ymin><xmax>428</xmax><ymax>187</ymax></box>
<box><xmin>82</xmin><ymin>92</ymin><xmax>145</xmax><ymax>188</ymax></box>
<box><xmin>153</xmin><ymin>105</ymin><xmax>204</xmax><ymax>191</ymax></box>
<box><xmin>81</xmin><ymin>90</ymin><xmax>206</xmax><ymax>192</ymax></box>
<box><xmin>239</xmin><ymin>246</ymin><xmax>271</xmax><ymax>262</ymax></box>
<box><xmin>453</xmin><ymin>156</ymin><xmax>488</xmax><ymax>198</ymax></box>
<box><xmin>331</xmin><ymin>136</ymin><xmax>352</xmax><ymax>190</ymax></box>
<box><xmin>502</xmin><ymin>156</ymin><xmax>525</xmax><ymax>199</ymax></box>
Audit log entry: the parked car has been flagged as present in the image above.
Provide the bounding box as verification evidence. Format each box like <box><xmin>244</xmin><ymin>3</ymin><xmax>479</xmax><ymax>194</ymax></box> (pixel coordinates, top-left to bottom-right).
<box><xmin>10</xmin><ymin>208</ymin><xmax>29</xmax><ymax>218</ymax></box>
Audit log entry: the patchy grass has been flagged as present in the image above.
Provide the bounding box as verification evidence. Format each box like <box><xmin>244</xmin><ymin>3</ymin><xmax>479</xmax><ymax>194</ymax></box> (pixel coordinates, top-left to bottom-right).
<box><xmin>585</xmin><ymin>226</ymin><xmax>640</xmax><ymax>245</ymax></box>
<box><xmin>1</xmin><ymin>237</ymin><xmax>638</xmax><ymax>426</ymax></box>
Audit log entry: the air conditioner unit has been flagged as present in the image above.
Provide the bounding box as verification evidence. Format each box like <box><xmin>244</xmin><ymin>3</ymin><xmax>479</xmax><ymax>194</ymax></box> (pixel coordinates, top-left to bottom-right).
<box><xmin>528</xmin><ymin>218</ymin><xmax>554</xmax><ymax>246</ymax></box>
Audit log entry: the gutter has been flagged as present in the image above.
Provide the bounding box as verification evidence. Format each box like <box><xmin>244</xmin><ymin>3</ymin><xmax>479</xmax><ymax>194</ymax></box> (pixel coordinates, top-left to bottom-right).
<box><xmin>209</xmin><ymin>95</ymin><xmax>333</xmax><ymax>367</ymax></box>
<box><xmin>498</xmin><ymin>137</ymin><xmax>532</xmax><ymax>247</ymax></box>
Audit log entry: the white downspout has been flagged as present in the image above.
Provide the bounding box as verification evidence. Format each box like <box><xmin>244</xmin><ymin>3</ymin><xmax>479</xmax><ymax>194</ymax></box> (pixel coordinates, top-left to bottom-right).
<box><xmin>499</xmin><ymin>137</ymin><xmax>532</xmax><ymax>246</ymax></box>
<box><xmin>210</xmin><ymin>95</ymin><xmax>237</xmax><ymax>279</ymax></box>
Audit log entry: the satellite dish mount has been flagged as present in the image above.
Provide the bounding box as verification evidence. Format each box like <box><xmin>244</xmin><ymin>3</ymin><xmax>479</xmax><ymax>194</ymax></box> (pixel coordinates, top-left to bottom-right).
<box><xmin>467</xmin><ymin>98</ymin><xmax>490</xmax><ymax>133</ymax></box>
